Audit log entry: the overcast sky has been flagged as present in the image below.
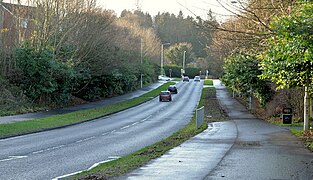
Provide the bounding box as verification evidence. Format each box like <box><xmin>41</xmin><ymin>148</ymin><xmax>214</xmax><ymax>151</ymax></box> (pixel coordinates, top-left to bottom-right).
<box><xmin>97</xmin><ymin>0</ymin><xmax>237</xmax><ymax>21</ymax></box>
<box><xmin>3</xmin><ymin>0</ymin><xmax>237</xmax><ymax>21</ymax></box>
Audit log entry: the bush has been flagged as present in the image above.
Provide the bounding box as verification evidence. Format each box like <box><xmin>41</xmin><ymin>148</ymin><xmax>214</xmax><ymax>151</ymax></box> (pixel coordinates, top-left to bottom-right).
<box><xmin>14</xmin><ymin>47</ymin><xmax>75</xmax><ymax>105</ymax></box>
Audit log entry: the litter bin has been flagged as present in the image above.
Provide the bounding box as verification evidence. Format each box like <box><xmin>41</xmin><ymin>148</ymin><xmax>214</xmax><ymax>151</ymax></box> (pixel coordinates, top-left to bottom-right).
<box><xmin>282</xmin><ymin>108</ymin><xmax>292</xmax><ymax>124</ymax></box>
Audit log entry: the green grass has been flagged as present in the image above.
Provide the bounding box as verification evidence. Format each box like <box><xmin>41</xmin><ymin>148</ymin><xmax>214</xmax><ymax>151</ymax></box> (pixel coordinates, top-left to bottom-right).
<box><xmin>72</xmin><ymin>87</ymin><xmax>224</xmax><ymax>180</ymax></box>
<box><xmin>0</xmin><ymin>82</ymin><xmax>175</xmax><ymax>138</ymax></box>
<box><xmin>204</xmin><ymin>79</ymin><xmax>213</xmax><ymax>86</ymax></box>
<box><xmin>290</xmin><ymin>129</ymin><xmax>313</xmax><ymax>151</ymax></box>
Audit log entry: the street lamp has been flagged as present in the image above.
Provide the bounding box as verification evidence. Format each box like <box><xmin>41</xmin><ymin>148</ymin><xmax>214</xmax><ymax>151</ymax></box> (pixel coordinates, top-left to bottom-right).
<box><xmin>161</xmin><ymin>42</ymin><xmax>170</xmax><ymax>75</ymax></box>
<box><xmin>181</xmin><ymin>51</ymin><xmax>186</xmax><ymax>78</ymax></box>
<box><xmin>140</xmin><ymin>38</ymin><xmax>143</xmax><ymax>88</ymax></box>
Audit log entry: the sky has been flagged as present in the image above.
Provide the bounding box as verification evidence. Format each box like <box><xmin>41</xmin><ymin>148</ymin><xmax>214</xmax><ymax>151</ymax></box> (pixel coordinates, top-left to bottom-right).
<box><xmin>97</xmin><ymin>0</ymin><xmax>237</xmax><ymax>21</ymax></box>
<box><xmin>3</xmin><ymin>0</ymin><xmax>238</xmax><ymax>21</ymax></box>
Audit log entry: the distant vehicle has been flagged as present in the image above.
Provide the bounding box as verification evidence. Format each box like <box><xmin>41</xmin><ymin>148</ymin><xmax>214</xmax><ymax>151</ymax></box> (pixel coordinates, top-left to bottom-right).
<box><xmin>159</xmin><ymin>91</ymin><xmax>172</xmax><ymax>102</ymax></box>
<box><xmin>194</xmin><ymin>76</ymin><xmax>201</xmax><ymax>82</ymax></box>
<box><xmin>167</xmin><ymin>85</ymin><xmax>178</xmax><ymax>94</ymax></box>
<box><xmin>158</xmin><ymin>75</ymin><xmax>171</xmax><ymax>81</ymax></box>
<box><xmin>183</xmin><ymin>76</ymin><xmax>190</xmax><ymax>82</ymax></box>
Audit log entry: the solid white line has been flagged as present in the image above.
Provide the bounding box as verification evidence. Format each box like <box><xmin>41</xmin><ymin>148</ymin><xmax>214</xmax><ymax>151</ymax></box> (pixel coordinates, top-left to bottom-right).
<box><xmin>52</xmin><ymin>170</ymin><xmax>83</xmax><ymax>180</ymax></box>
<box><xmin>0</xmin><ymin>156</ymin><xmax>28</xmax><ymax>162</ymax></box>
<box><xmin>88</xmin><ymin>159</ymin><xmax>115</xmax><ymax>170</ymax></box>
<box><xmin>52</xmin><ymin>157</ymin><xmax>120</xmax><ymax>180</ymax></box>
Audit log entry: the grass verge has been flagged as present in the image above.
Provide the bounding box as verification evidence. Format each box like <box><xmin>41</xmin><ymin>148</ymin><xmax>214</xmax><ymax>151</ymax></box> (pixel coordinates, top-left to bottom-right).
<box><xmin>290</xmin><ymin>129</ymin><xmax>313</xmax><ymax>151</ymax></box>
<box><xmin>267</xmin><ymin>117</ymin><xmax>313</xmax><ymax>152</ymax></box>
<box><xmin>72</xmin><ymin>87</ymin><xmax>226</xmax><ymax>179</ymax></box>
<box><xmin>204</xmin><ymin>79</ymin><xmax>213</xmax><ymax>86</ymax></box>
<box><xmin>0</xmin><ymin>82</ymin><xmax>175</xmax><ymax>138</ymax></box>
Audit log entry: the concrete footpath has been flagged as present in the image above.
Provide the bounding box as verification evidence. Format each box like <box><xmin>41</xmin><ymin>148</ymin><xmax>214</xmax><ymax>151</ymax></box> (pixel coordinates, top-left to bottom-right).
<box><xmin>119</xmin><ymin>80</ymin><xmax>313</xmax><ymax>180</ymax></box>
<box><xmin>0</xmin><ymin>82</ymin><xmax>164</xmax><ymax>124</ymax></box>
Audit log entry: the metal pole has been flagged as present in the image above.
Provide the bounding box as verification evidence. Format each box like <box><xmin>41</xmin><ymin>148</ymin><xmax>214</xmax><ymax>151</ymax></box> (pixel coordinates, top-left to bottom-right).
<box><xmin>160</xmin><ymin>43</ymin><xmax>170</xmax><ymax>76</ymax></box>
<box><xmin>140</xmin><ymin>38</ymin><xmax>143</xmax><ymax>88</ymax></box>
<box><xmin>304</xmin><ymin>86</ymin><xmax>310</xmax><ymax>130</ymax></box>
<box><xmin>183</xmin><ymin>51</ymin><xmax>186</xmax><ymax>70</ymax></box>
<box><xmin>249</xmin><ymin>86</ymin><xmax>252</xmax><ymax>110</ymax></box>
<box><xmin>161</xmin><ymin>44</ymin><xmax>164</xmax><ymax>75</ymax></box>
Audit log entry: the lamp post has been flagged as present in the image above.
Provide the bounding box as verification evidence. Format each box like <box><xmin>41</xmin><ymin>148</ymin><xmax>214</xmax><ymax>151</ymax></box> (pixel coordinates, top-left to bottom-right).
<box><xmin>181</xmin><ymin>50</ymin><xmax>186</xmax><ymax>78</ymax></box>
<box><xmin>140</xmin><ymin>38</ymin><xmax>143</xmax><ymax>88</ymax></box>
<box><xmin>160</xmin><ymin>42</ymin><xmax>170</xmax><ymax>75</ymax></box>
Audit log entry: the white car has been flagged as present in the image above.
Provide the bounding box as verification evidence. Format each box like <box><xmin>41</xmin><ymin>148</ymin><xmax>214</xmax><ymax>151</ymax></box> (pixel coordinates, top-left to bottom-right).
<box><xmin>158</xmin><ymin>75</ymin><xmax>171</xmax><ymax>81</ymax></box>
<box><xmin>194</xmin><ymin>76</ymin><xmax>201</xmax><ymax>82</ymax></box>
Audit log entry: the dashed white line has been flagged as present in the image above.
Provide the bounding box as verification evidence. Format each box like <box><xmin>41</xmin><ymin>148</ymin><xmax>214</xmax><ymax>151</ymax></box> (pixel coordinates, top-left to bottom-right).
<box><xmin>0</xmin><ymin>156</ymin><xmax>28</xmax><ymax>162</ymax></box>
<box><xmin>120</xmin><ymin>125</ymin><xmax>130</xmax><ymax>130</ymax></box>
<box><xmin>32</xmin><ymin>150</ymin><xmax>44</xmax><ymax>154</ymax></box>
<box><xmin>111</xmin><ymin>130</ymin><xmax>117</xmax><ymax>133</ymax></box>
<box><xmin>132</xmin><ymin>122</ymin><xmax>139</xmax><ymax>126</ymax></box>
<box><xmin>76</xmin><ymin>136</ymin><xmax>95</xmax><ymax>143</ymax></box>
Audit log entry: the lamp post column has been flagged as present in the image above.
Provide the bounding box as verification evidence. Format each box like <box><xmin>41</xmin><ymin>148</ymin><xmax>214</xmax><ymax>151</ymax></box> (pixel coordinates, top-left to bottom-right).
<box><xmin>160</xmin><ymin>43</ymin><xmax>170</xmax><ymax>76</ymax></box>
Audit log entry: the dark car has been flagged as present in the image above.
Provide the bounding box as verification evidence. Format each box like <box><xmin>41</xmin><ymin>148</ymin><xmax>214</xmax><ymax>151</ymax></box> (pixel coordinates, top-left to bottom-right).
<box><xmin>183</xmin><ymin>76</ymin><xmax>190</xmax><ymax>82</ymax></box>
<box><xmin>159</xmin><ymin>91</ymin><xmax>172</xmax><ymax>102</ymax></box>
<box><xmin>167</xmin><ymin>85</ymin><xmax>178</xmax><ymax>94</ymax></box>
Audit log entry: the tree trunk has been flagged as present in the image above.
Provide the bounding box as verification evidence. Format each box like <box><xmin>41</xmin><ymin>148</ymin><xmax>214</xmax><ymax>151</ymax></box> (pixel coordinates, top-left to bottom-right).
<box><xmin>304</xmin><ymin>86</ymin><xmax>310</xmax><ymax>130</ymax></box>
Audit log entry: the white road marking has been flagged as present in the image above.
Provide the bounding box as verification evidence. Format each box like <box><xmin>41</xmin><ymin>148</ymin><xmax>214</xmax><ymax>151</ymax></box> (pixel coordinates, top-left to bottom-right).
<box><xmin>120</xmin><ymin>125</ymin><xmax>130</xmax><ymax>130</ymax></box>
<box><xmin>132</xmin><ymin>122</ymin><xmax>139</xmax><ymax>126</ymax></box>
<box><xmin>52</xmin><ymin>156</ymin><xmax>120</xmax><ymax>180</ymax></box>
<box><xmin>0</xmin><ymin>156</ymin><xmax>28</xmax><ymax>162</ymax></box>
<box><xmin>32</xmin><ymin>150</ymin><xmax>44</xmax><ymax>154</ymax></box>
<box><xmin>76</xmin><ymin>136</ymin><xmax>95</xmax><ymax>143</ymax></box>
<box><xmin>52</xmin><ymin>170</ymin><xmax>83</xmax><ymax>180</ymax></box>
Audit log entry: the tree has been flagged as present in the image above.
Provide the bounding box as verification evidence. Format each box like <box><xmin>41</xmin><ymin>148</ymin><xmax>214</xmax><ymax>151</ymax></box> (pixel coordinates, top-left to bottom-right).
<box><xmin>164</xmin><ymin>42</ymin><xmax>195</xmax><ymax>66</ymax></box>
<box><xmin>259</xmin><ymin>1</ymin><xmax>313</xmax><ymax>130</ymax></box>
<box><xmin>223</xmin><ymin>53</ymin><xmax>272</xmax><ymax>107</ymax></box>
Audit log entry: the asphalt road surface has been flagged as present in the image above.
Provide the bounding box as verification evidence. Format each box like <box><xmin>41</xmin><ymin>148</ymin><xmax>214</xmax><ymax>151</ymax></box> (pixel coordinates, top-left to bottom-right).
<box><xmin>121</xmin><ymin>80</ymin><xmax>313</xmax><ymax>180</ymax></box>
<box><xmin>0</xmin><ymin>80</ymin><xmax>203</xmax><ymax>180</ymax></box>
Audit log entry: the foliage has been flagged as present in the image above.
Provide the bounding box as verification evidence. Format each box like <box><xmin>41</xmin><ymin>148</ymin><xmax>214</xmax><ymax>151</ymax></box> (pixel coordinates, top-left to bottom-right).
<box><xmin>0</xmin><ymin>82</ymin><xmax>175</xmax><ymax>138</ymax></box>
<box><xmin>259</xmin><ymin>1</ymin><xmax>313</xmax><ymax>90</ymax></box>
<box><xmin>163</xmin><ymin>65</ymin><xmax>181</xmax><ymax>78</ymax></box>
<box><xmin>184</xmin><ymin>67</ymin><xmax>202</xmax><ymax>78</ymax></box>
<box><xmin>13</xmin><ymin>46</ymin><xmax>75</xmax><ymax>104</ymax></box>
<box><xmin>164</xmin><ymin>42</ymin><xmax>195</xmax><ymax>66</ymax></box>
<box><xmin>223</xmin><ymin>53</ymin><xmax>273</xmax><ymax>106</ymax></box>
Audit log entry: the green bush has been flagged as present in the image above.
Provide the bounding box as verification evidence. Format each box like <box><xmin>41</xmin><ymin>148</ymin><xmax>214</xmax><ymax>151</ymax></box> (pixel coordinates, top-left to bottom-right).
<box><xmin>14</xmin><ymin>47</ymin><xmax>75</xmax><ymax>104</ymax></box>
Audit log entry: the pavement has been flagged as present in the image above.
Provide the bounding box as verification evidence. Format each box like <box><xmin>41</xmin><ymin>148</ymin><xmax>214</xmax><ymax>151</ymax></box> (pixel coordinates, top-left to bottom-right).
<box><xmin>0</xmin><ymin>82</ymin><xmax>164</xmax><ymax>124</ymax></box>
<box><xmin>119</xmin><ymin>80</ymin><xmax>313</xmax><ymax>180</ymax></box>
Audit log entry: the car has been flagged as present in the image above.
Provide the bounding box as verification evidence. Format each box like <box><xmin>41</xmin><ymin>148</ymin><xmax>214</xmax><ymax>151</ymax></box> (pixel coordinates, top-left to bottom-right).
<box><xmin>159</xmin><ymin>91</ymin><xmax>172</xmax><ymax>102</ymax></box>
<box><xmin>158</xmin><ymin>75</ymin><xmax>171</xmax><ymax>81</ymax></box>
<box><xmin>167</xmin><ymin>85</ymin><xmax>178</xmax><ymax>94</ymax></box>
<box><xmin>194</xmin><ymin>76</ymin><xmax>201</xmax><ymax>82</ymax></box>
<box><xmin>183</xmin><ymin>76</ymin><xmax>190</xmax><ymax>82</ymax></box>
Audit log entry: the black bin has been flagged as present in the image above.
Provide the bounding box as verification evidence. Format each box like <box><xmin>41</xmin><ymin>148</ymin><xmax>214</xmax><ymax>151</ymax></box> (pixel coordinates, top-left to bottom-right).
<box><xmin>282</xmin><ymin>108</ymin><xmax>292</xmax><ymax>124</ymax></box>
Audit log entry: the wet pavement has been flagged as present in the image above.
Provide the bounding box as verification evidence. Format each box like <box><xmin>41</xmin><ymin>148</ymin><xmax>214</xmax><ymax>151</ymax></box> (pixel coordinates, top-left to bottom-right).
<box><xmin>120</xmin><ymin>80</ymin><xmax>313</xmax><ymax>180</ymax></box>
<box><xmin>0</xmin><ymin>82</ymin><xmax>164</xmax><ymax>124</ymax></box>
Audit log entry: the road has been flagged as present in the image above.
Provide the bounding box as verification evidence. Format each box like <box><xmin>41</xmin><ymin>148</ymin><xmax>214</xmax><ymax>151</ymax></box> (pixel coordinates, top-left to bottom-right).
<box><xmin>0</xmin><ymin>81</ymin><xmax>203</xmax><ymax>180</ymax></box>
<box><xmin>121</xmin><ymin>80</ymin><xmax>313</xmax><ymax>180</ymax></box>
<box><xmin>0</xmin><ymin>82</ymin><xmax>164</xmax><ymax>124</ymax></box>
